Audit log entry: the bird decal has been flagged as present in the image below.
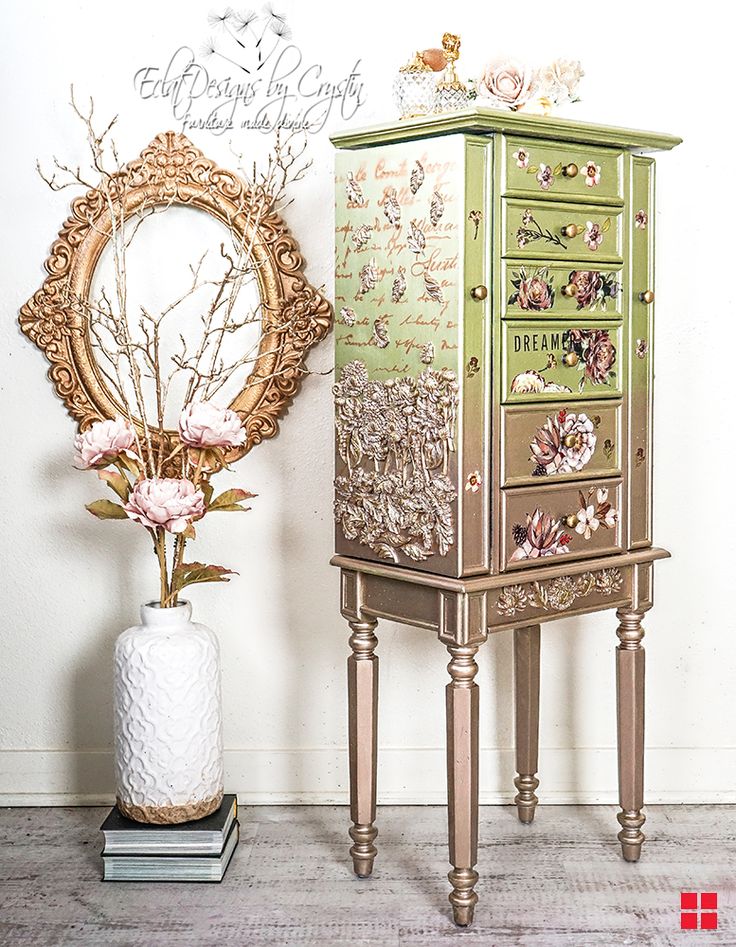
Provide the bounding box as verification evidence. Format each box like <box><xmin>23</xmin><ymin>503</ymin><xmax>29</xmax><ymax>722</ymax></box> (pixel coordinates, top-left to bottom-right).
<box><xmin>407</xmin><ymin>220</ymin><xmax>426</xmax><ymax>256</ymax></box>
<box><xmin>423</xmin><ymin>269</ymin><xmax>444</xmax><ymax>303</ymax></box>
<box><xmin>339</xmin><ymin>307</ymin><xmax>357</xmax><ymax>326</ymax></box>
<box><xmin>345</xmin><ymin>170</ymin><xmax>366</xmax><ymax>208</ymax></box>
<box><xmin>372</xmin><ymin>316</ymin><xmax>390</xmax><ymax>349</ymax></box>
<box><xmin>391</xmin><ymin>266</ymin><xmax>406</xmax><ymax>303</ymax></box>
<box><xmin>356</xmin><ymin>257</ymin><xmax>379</xmax><ymax>298</ymax></box>
<box><xmin>351</xmin><ymin>224</ymin><xmax>372</xmax><ymax>251</ymax></box>
<box><xmin>429</xmin><ymin>190</ymin><xmax>445</xmax><ymax>226</ymax></box>
<box><xmin>420</xmin><ymin>342</ymin><xmax>435</xmax><ymax>364</ymax></box>
<box><xmin>410</xmin><ymin>160</ymin><xmax>425</xmax><ymax>195</ymax></box>
<box><xmin>383</xmin><ymin>188</ymin><xmax>401</xmax><ymax>228</ymax></box>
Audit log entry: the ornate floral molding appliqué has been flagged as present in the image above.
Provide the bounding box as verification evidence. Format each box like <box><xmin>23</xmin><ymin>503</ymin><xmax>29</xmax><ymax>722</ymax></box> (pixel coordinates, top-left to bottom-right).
<box><xmin>333</xmin><ymin>360</ymin><xmax>458</xmax><ymax>563</ymax></box>
<box><xmin>497</xmin><ymin>568</ymin><xmax>623</xmax><ymax>616</ymax></box>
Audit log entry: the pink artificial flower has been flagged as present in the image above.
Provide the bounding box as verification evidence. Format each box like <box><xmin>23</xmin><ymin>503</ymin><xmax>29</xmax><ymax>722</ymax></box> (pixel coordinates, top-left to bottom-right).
<box><xmin>536</xmin><ymin>163</ymin><xmax>554</xmax><ymax>190</ymax></box>
<box><xmin>583</xmin><ymin>161</ymin><xmax>601</xmax><ymax>187</ymax></box>
<box><xmin>125</xmin><ymin>478</ymin><xmax>206</xmax><ymax>533</ymax></box>
<box><xmin>479</xmin><ymin>59</ymin><xmax>536</xmax><ymax>110</ymax></box>
<box><xmin>179</xmin><ymin>401</ymin><xmax>246</xmax><ymax>449</ymax></box>
<box><xmin>583</xmin><ymin>221</ymin><xmax>604</xmax><ymax>251</ymax></box>
<box><xmin>74</xmin><ymin>417</ymin><xmax>139</xmax><ymax>470</ymax></box>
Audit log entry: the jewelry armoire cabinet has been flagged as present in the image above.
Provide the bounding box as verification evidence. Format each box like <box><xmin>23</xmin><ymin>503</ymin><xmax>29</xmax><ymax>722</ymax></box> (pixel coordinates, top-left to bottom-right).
<box><xmin>331</xmin><ymin>107</ymin><xmax>680</xmax><ymax>926</ymax></box>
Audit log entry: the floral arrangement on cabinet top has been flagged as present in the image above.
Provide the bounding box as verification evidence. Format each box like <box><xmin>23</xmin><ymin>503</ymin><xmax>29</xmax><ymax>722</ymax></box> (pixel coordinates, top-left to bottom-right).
<box><xmin>394</xmin><ymin>31</ymin><xmax>584</xmax><ymax>118</ymax></box>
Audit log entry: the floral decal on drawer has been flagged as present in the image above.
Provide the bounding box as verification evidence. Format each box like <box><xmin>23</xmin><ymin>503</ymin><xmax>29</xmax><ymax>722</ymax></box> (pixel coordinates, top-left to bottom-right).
<box><xmin>514</xmin><ymin>152</ymin><xmax>602</xmax><ymax>190</ymax></box>
<box><xmin>508</xmin><ymin>266</ymin><xmax>555</xmax><ymax>310</ymax></box>
<box><xmin>511</xmin><ymin>509</ymin><xmax>572</xmax><ymax>561</ymax></box>
<box><xmin>510</xmin><ymin>487</ymin><xmax>618</xmax><ymax>562</ymax></box>
<box><xmin>566</xmin><ymin>270</ymin><xmax>620</xmax><ymax>311</ymax></box>
<box><xmin>516</xmin><ymin>210</ymin><xmax>611</xmax><ymax>252</ymax></box>
<box><xmin>509</xmin><ymin>327</ymin><xmax>617</xmax><ymax>395</ymax></box>
<box><xmin>574</xmin><ymin>486</ymin><xmax>618</xmax><ymax>537</ymax></box>
<box><xmin>530</xmin><ymin>409</ymin><xmax>597</xmax><ymax>476</ymax></box>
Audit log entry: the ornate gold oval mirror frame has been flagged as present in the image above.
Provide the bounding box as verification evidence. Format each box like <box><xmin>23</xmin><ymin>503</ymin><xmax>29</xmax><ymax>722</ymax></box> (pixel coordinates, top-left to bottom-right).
<box><xmin>19</xmin><ymin>131</ymin><xmax>332</xmax><ymax>461</ymax></box>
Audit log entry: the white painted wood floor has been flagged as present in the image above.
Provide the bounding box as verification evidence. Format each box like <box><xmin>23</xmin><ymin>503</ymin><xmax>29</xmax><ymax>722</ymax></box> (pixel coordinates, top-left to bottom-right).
<box><xmin>0</xmin><ymin>805</ymin><xmax>734</xmax><ymax>946</ymax></box>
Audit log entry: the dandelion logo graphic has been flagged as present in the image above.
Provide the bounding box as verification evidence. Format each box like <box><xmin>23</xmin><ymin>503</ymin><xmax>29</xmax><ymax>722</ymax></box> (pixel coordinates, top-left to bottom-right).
<box><xmin>134</xmin><ymin>4</ymin><xmax>365</xmax><ymax>135</ymax></box>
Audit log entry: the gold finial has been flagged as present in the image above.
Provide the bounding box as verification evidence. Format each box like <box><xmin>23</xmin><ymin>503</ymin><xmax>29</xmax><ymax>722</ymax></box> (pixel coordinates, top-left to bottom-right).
<box><xmin>399</xmin><ymin>51</ymin><xmax>432</xmax><ymax>73</ymax></box>
<box><xmin>437</xmin><ymin>33</ymin><xmax>466</xmax><ymax>92</ymax></box>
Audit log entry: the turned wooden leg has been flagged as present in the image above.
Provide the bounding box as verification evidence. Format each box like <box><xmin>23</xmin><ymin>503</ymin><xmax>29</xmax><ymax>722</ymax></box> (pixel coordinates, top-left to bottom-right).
<box><xmin>513</xmin><ymin>625</ymin><xmax>541</xmax><ymax>824</ymax></box>
<box><xmin>615</xmin><ymin>607</ymin><xmax>646</xmax><ymax>862</ymax></box>
<box><xmin>446</xmin><ymin>643</ymin><xmax>480</xmax><ymax>927</ymax></box>
<box><xmin>347</xmin><ymin>617</ymin><xmax>379</xmax><ymax>878</ymax></box>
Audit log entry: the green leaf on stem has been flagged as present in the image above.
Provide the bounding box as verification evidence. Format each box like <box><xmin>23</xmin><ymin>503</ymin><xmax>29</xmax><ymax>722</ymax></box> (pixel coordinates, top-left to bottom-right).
<box><xmin>181</xmin><ymin>522</ymin><xmax>197</xmax><ymax>540</ymax></box>
<box><xmin>85</xmin><ymin>498</ymin><xmax>129</xmax><ymax>520</ymax></box>
<box><xmin>115</xmin><ymin>453</ymin><xmax>140</xmax><ymax>478</ymax></box>
<box><xmin>98</xmin><ymin>469</ymin><xmax>130</xmax><ymax>502</ymax></box>
<box><xmin>208</xmin><ymin>488</ymin><xmax>256</xmax><ymax>512</ymax></box>
<box><xmin>200</xmin><ymin>479</ymin><xmax>214</xmax><ymax>507</ymax></box>
<box><xmin>171</xmin><ymin>561</ymin><xmax>238</xmax><ymax>595</ymax></box>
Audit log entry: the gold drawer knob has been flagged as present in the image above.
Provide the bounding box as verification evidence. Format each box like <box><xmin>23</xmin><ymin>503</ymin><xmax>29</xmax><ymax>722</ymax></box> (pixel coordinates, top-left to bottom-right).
<box><xmin>639</xmin><ymin>289</ymin><xmax>655</xmax><ymax>304</ymax></box>
<box><xmin>563</xmin><ymin>433</ymin><xmax>579</xmax><ymax>448</ymax></box>
<box><xmin>564</xmin><ymin>513</ymin><xmax>578</xmax><ymax>529</ymax></box>
<box><xmin>562</xmin><ymin>282</ymin><xmax>578</xmax><ymax>298</ymax></box>
<box><xmin>561</xmin><ymin>223</ymin><xmax>580</xmax><ymax>238</ymax></box>
<box><xmin>562</xmin><ymin>163</ymin><xmax>579</xmax><ymax>178</ymax></box>
<box><xmin>470</xmin><ymin>284</ymin><xmax>488</xmax><ymax>301</ymax></box>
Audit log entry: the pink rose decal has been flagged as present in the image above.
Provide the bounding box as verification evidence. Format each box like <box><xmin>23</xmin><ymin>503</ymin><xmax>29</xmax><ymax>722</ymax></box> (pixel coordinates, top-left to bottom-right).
<box><xmin>124</xmin><ymin>478</ymin><xmax>206</xmax><ymax>534</ymax></box>
<box><xmin>179</xmin><ymin>401</ymin><xmax>246</xmax><ymax>449</ymax></box>
<box><xmin>74</xmin><ymin>417</ymin><xmax>139</xmax><ymax>470</ymax></box>
<box><xmin>635</xmin><ymin>209</ymin><xmax>648</xmax><ymax>229</ymax></box>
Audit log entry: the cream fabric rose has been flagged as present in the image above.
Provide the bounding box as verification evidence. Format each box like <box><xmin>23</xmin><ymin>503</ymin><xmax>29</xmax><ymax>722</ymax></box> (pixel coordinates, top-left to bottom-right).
<box><xmin>479</xmin><ymin>59</ymin><xmax>536</xmax><ymax>110</ymax></box>
<box><xmin>124</xmin><ymin>478</ymin><xmax>206</xmax><ymax>533</ymax></box>
<box><xmin>537</xmin><ymin>58</ymin><xmax>584</xmax><ymax>105</ymax></box>
<box><xmin>178</xmin><ymin>401</ymin><xmax>246</xmax><ymax>449</ymax></box>
<box><xmin>74</xmin><ymin>417</ymin><xmax>138</xmax><ymax>470</ymax></box>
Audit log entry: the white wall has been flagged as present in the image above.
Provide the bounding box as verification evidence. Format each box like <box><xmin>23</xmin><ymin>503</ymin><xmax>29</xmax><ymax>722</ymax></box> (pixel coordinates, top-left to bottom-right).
<box><xmin>1</xmin><ymin>0</ymin><xmax>734</xmax><ymax>805</ymax></box>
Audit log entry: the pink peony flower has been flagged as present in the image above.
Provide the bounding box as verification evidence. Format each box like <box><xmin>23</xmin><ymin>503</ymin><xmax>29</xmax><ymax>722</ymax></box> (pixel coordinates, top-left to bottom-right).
<box><xmin>479</xmin><ymin>59</ymin><xmax>536</xmax><ymax>110</ymax></box>
<box><xmin>74</xmin><ymin>417</ymin><xmax>139</xmax><ymax>470</ymax></box>
<box><xmin>125</xmin><ymin>478</ymin><xmax>206</xmax><ymax>533</ymax></box>
<box><xmin>178</xmin><ymin>401</ymin><xmax>246</xmax><ymax>449</ymax></box>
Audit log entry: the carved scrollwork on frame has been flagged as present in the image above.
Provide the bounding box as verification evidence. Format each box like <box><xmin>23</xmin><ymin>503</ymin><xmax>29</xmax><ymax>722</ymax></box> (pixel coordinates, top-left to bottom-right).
<box><xmin>19</xmin><ymin>131</ymin><xmax>332</xmax><ymax>459</ymax></box>
<box><xmin>496</xmin><ymin>567</ymin><xmax>624</xmax><ymax>617</ymax></box>
<box><xmin>333</xmin><ymin>359</ymin><xmax>459</xmax><ymax>564</ymax></box>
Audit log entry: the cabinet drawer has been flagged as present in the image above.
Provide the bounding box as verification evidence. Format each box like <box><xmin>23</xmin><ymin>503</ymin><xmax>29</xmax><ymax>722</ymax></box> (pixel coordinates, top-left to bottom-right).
<box><xmin>502</xmin><ymin>401</ymin><xmax>621</xmax><ymax>487</ymax></box>
<box><xmin>501</xmin><ymin>478</ymin><xmax>623</xmax><ymax>570</ymax></box>
<box><xmin>503</xmin><ymin>320</ymin><xmax>622</xmax><ymax>403</ymax></box>
<box><xmin>503</xmin><ymin>261</ymin><xmax>624</xmax><ymax>319</ymax></box>
<box><xmin>503</xmin><ymin>137</ymin><xmax>623</xmax><ymax>205</ymax></box>
<box><xmin>503</xmin><ymin>200</ymin><xmax>623</xmax><ymax>263</ymax></box>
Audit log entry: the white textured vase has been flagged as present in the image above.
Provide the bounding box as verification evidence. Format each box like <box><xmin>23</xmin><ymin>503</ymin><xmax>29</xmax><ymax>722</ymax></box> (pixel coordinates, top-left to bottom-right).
<box><xmin>113</xmin><ymin>601</ymin><xmax>224</xmax><ymax>824</ymax></box>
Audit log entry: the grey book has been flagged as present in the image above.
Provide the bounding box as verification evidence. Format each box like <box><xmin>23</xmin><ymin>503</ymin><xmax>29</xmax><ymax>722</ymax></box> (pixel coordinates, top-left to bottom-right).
<box><xmin>101</xmin><ymin>795</ymin><xmax>237</xmax><ymax>855</ymax></box>
<box><xmin>102</xmin><ymin>821</ymin><xmax>239</xmax><ymax>882</ymax></box>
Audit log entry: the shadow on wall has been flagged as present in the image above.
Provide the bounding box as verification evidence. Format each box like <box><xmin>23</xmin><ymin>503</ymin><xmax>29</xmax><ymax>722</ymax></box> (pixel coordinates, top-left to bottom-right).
<box><xmin>43</xmin><ymin>447</ymin><xmax>138</xmax><ymax>798</ymax></box>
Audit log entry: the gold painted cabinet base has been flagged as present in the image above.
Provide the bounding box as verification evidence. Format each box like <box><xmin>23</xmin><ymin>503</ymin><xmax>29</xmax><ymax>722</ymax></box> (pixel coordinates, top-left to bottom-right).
<box><xmin>335</xmin><ymin>547</ymin><xmax>666</xmax><ymax>927</ymax></box>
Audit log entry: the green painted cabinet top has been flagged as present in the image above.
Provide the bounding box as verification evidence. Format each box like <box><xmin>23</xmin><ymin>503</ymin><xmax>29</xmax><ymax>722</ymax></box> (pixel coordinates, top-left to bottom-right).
<box><xmin>330</xmin><ymin>104</ymin><xmax>681</xmax><ymax>153</ymax></box>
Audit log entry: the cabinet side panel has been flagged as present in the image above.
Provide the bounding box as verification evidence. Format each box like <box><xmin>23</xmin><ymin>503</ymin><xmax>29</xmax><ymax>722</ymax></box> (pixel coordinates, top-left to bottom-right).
<box><xmin>333</xmin><ymin>137</ymin><xmax>466</xmax><ymax>576</ymax></box>
<box><xmin>459</xmin><ymin>138</ymin><xmax>492</xmax><ymax>575</ymax></box>
<box><xmin>628</xmin><ymin>157</ymin><xmax>655</xmax><ymax>548</ymax></box>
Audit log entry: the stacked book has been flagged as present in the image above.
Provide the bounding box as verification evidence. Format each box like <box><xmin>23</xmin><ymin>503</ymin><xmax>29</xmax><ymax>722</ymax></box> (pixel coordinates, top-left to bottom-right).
<box><xmin>101</xmin><ymin>794</ymin><xmax>239</xmax><ymax>882</ymax></box>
